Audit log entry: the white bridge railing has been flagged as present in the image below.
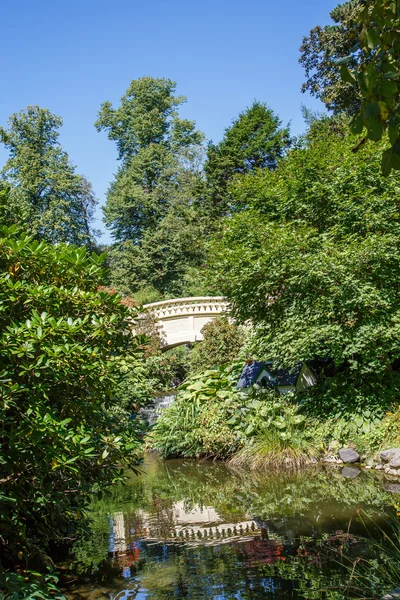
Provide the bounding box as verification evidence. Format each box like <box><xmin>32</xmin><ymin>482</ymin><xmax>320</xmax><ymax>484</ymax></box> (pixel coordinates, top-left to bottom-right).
<box><xmin>143</xmin><ymin>296</ymin><xmax>228</xmax><ymax>319</ymax></box>
<box><xmin>142</xmin><ymin>297</ymin><xmax>229</xmax><ymax>349</ymax></box>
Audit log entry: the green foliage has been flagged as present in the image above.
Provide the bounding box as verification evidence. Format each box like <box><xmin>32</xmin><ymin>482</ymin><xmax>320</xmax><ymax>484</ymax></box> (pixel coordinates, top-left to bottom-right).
<box><xmin>118</xmin><ymin>346</ymin><xmax>189</xmax><ymax>411</ymax></box>
<box><xmin>224</xmin><ymin>392</ymin><xmax>321</xmax><ymax>469</ymax></box>
<box><xmin>149</xmin><ymin>364</ymin><xmax>244</xmax><ymax>458</ymax></box>
<box><xmin>204</xmin><ymin>101</ymin><xmax>291</xmax><ymax>219</ymax></box>
<box><xmin>300</xmin><ymin>374</ymin><xmax>398</xmax><ymax>453</ymax></box>
<box><xmin>336</xmin><ymin>1</ymin><xmax>400</xmax><ymax>175</ymax></box>
<box><xmin>299</xmin><ymin>0</ymin><xmax>362</xmax><ymax>114</ymax></box>
<box><xmin>97</xmin><ymin>77</ymin><xmax>208</xmax><ymax>297</ymax></box>
<box><xmin>150</xmin><ymin>364</ymin><xmax>323</xmax><ymax>465</ymax></box>
<box><xmin>0</xmin><ymin>106</ymin><xmax>97</xmax><ymax>246</ymax></box>
<box><xmin>1</xmin><ymin>571</ymin><xmax>65</xmax><ymax>600</ymax></box>
<box><xmin>210</xmin><ymin>121</ymin><xmax>400</xmax><ymax>411</ymax></box>
<box><xmin>0</xmin><ymin>225</ymin><xmax>143</xmax><ymax>593</ymax></box>
<box><xmin>189</xmin><ymin>317</ymin><xmax>245</xmax><ymax>373</ymax></box>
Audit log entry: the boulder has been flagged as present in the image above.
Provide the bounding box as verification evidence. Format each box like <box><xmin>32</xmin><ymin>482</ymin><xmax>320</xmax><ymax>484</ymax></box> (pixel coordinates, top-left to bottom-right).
<box><xmin>390</xmin><ymin>456</ymin><xmax>400</xmax><ymax>469</ymax></box>
<box><xmin>385</xmin><ymin>468</ymin><xmax>400</xmax><ymax>476</ymax></box>
<box><xmin>341</xmin><ymin>466</ymin><xmax>361</xmax><ymax>478</ymax></box>
<box><xmin>384</xmin><ymin>483</ymin><xmax>400</xmax><ymax>493</ymax></box>
<box><xmin>322</xmin><ymin>455</ymin><xmax>343</xmax><ymax>464</ymax></box>
<box><xmin>382</xmin><ymin>587</ymin><xmax>400</xmax><ymax>599</ymax></box>
<box><xmin>380</xmin><ymin>448</ymin><xmax>400</xmax><ymax>463</ymax></box>
<box><xmin>338</xmin><ymin>448</ymin><xmax>360</xmax><ymax>464</ymax></box>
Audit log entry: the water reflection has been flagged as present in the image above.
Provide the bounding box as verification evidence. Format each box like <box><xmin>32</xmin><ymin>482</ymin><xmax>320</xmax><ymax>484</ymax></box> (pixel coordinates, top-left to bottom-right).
<box><xmin>68</xmin><ymin>455</ymin><xmax>400</xmax><ymax>599</ymax></box>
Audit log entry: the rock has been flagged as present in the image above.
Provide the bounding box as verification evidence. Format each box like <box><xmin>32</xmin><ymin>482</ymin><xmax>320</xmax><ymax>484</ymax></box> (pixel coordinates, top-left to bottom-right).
<box><xmin>364</xmin><ymin>465</ymin><xmax>372</xmax><ymax>470</ymax></box>
<box><xmin>341</xmin><ymin>466</ymin><xmax>361</xmax><ymax>478</ymax></box>
<box><xmin>382</xmin><ymin>587</ymin><xmax>400</xmax><ymax>599</ymax></box>
<box><xmin>384</xmin><ymin>483</ymin><xmax>400</xmax><ymax>493</ymax></box>
<box><xmin>390</xmin><ymin>456</ymin><xmax>400</xmax><ymax>469</ymax></box>
<box><xmin>338</xmin><ymin>448</ymin><xmax>360</xmax><ymax>464</ymax></box>
<box><xmin>322</xmin><ymin>455</ymin><xmax>343</xmax><ymax>464</ymax></box>
<box><xmin>386</xmin><ymin>469</ymin><xmax>400</xmax><ymax>477</ymax></box>
<box><xmin>376</xmin><ymin>463</ymin><xmax>384</xmax><ymax>470</ymax></box>
<box><xmin>380</xmin><ymin>448</ymin><xmax>400</xmax><ymax>463</ymax></box>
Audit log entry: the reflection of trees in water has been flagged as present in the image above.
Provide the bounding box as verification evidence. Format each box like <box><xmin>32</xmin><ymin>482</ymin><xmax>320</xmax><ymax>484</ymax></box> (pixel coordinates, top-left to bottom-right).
<box><xmin>70</xmin><ymin>457</ymin><xmax>400</xmax><ymax>598</ymax></box>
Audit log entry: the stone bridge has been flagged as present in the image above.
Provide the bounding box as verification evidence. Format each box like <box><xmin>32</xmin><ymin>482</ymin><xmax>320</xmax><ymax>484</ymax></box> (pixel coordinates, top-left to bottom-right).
<box><xmin>143</xmin><ymin>296</ymin><xmax>228</xmax><ymax>350</ymax></box>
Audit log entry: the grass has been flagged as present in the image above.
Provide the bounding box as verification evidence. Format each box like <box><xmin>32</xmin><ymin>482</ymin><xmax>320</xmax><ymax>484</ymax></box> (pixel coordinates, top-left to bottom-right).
<box><xmin>228</xmin><ymin>431</ymin><xmax>319</xmax><ymax>471</ymax></box>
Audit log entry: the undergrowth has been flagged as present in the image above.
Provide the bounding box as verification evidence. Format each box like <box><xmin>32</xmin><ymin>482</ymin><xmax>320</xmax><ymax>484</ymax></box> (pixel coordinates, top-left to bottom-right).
<box><xmin>149</xmin><ymin>364</ymin><xmax>400</xmax><ymax>467</ymax></box>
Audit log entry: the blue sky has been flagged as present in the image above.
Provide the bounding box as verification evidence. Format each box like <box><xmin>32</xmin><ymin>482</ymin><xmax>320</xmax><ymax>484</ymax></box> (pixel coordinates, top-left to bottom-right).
<box><xmin>2</xmin><ymin>0</ymin><xmax>338</xmax><ymax>241</ymax></box>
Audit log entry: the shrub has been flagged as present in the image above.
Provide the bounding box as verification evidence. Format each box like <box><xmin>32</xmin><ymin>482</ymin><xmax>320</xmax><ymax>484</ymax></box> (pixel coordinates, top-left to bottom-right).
<box><xmin>149</xmin><ymin>364</ymin><xmax>244</xmax><ymax>458</ymax></box>
<box><xmin>189</xmin><ymin>317</ymin><xmax>246</xmax><ymax>373</ymax></box>
<box><xmin>228</xmin><ymin>395</ymin><xmax>321</xmax><ymax>470</ymax></box>
<box><xmin>150</xmin><ymin>363</ymin><xmax>322</xmax><ymax>465</ymax></box>
<box><xmin>0</xmin><ymin>226</ymin><xmax>143</xmax><ymax>594</ymax></box>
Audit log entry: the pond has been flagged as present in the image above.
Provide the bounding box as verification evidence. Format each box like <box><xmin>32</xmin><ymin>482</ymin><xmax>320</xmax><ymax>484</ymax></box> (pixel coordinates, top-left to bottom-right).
<box><xmin>66</xmin><ymin>454</ymin><xmax>400</xmax><ymax>600</ymax></box>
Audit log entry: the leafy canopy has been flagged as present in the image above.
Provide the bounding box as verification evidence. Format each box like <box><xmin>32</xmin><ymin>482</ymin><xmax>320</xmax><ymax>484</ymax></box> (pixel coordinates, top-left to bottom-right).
<box><xmin>336</xmin><ymin>1</ymin><xmax>400</xmax><ymax>175</ymax></box>
<box><xmin>204</xmin><ymin>101</ymin><xmax>291</xmax><ymax>219</ymax></box>
<box><xmin>209</xmin><ymin>119</ymin><xmax>400</xmax><ymax>393</ymax></box>
<box><xmin>299</xmin><ymin>0</ymin><xmax>362</xmax><ymax>114</ymax></box>
<box><xmin>97</xmin><ymin>77</ymin><xmax>208</xmax><ymax>297</ymax></box>
<box><xmin>0</xmin><ymin>106</ymin><xmax>97</xmax><ymax>246</ymax></box>
<box><xmin>0</xmin><ymin>219</ymin><xmax>143</xmax><ymax>591</ymax></box>
<box><xmin>189</xmin><ymin>317</ymin><xmax>245</xmax><ymax>373</ymax></box>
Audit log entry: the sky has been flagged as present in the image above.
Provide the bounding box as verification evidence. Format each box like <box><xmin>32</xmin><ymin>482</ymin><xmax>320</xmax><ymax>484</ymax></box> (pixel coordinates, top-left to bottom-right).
<box><xmin>2</xmin><ymin>0</ymin><xmax>339</xmax><ymax>242</ymax></box>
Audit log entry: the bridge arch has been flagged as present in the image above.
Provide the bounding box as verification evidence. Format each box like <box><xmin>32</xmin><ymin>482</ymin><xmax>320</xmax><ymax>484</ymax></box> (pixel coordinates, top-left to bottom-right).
<box><xmin>143</xmin><ymin>297</ymin><xmax>229</xmax><ymax>350</ymax></box>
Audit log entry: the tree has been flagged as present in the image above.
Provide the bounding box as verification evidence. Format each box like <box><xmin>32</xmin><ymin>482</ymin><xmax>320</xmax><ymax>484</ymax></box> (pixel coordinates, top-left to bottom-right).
<box><xmin>0</xmin><ymin>106</ymin><xmax>97</xmax><ymax>246</ymax></box>
<box><xmin>96</xmin><ymin>77</ymin><xmax>207</xmax><ymax>296</ymax></box>
<box><xmin>299</xmin><ymin>0</ymin><xmax>362</xmax><ymax>114</ymax></box>
<box><xmin>204</xmin><ymin>102</ymin><xmax>291</xmax><ymax>219</ymax></box>
<box><xmin>106</xmin><ymin>160</ymin><xmax>210</xmax><ymax>297</ymax></box>
<box><xmin>0</xmin><ymin>216</ymin><xmax>144</xmax><ymax>597</ymax></box>
<box><xmin>335</xmin><ymin>1</ymin><xmax>400</xmax><ymax>175</ymax></box>
<box><xmin>209</xmin><ymin>118</ymin><xmax>400</xmax><ymax>406</ymax></box>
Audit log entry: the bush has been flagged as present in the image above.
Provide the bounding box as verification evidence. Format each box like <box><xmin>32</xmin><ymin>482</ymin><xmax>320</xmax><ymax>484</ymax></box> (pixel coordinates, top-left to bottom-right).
<box><xmin>149</xmin><ymin>363</ymin><xmax>321</xmax><ymax>465</ymax></box>
<box><xmin>300</xmin><ymin>374</ymin><xmax>400</xmax><ymax>455</ymax></box>
<box><xmin>149</xmin><ymin>364</ymin><xmax>244</xmax><ymax>458</ymax></box>
<box><xmin>189</xmin><ymin>317</ymin><xmax>246</xmax><ymax>373</ymax></box>
<box><xmin>0</xmin><ymin>226</ymin><xmax>143</xmax><ymax>594</ymax></box>
<box><xmin>228</xmin><ymin>395</ymin><xmax>321</xmax><ymax>470</ymax></box>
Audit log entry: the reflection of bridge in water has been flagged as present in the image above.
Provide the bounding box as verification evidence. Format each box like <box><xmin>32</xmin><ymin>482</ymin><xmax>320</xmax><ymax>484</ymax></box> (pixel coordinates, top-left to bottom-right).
<box><xmin>142</xmin><ymin>297</ymin><xmax>229</xmax><ymax>350</ymax></box>
<box><xmin>111</xmin><ymin>501</ymin><xmax>261</xmax><ymax>549</ymax></box>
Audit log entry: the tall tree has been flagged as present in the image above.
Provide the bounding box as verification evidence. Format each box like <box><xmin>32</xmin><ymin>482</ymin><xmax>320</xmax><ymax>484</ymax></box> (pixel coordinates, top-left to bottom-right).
<box><xmin>96</xmin><ymin>77</ymin><xmax>206</xmax><ymax>297</ymax></box>
<box><xmin>0</xmin><ymin>106</ymin><xmax>97</xmax><ymax>246</ymax></box>
<box><xmin>299</xmin><ymin>0</ymin><xmax>362</xmax><ymax>115</ymax></box>
<box><xmin>210</xmin><ymin>118</ymin><xmax>400</xmax><ymax>406</ymax></box>
<box><xmin>204</xmin><ymin>101</ymin><xmax>291</xmax><ymax>219</ymax></box>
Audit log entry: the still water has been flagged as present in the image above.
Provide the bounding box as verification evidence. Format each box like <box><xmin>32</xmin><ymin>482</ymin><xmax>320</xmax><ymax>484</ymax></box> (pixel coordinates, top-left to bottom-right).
<box><xmin>67</xmin><ymin>455</ymin><xmax>400</xmax><ymax>600</ymax></box>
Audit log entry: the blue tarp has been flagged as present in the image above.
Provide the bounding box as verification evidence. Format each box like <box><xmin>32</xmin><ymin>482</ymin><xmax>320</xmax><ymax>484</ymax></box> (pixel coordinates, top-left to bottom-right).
<box><xmin>237</xmin><ymin>361</ymin><xmax>266</xmax><ymax>388</ymax></box>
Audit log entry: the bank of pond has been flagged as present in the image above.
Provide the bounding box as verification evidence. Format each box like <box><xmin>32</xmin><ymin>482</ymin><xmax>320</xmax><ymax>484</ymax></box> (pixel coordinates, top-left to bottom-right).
<box><xmin>62</xmin><ymin>454</ymin><xmax>400</xmax><ymax>600</ymax></box>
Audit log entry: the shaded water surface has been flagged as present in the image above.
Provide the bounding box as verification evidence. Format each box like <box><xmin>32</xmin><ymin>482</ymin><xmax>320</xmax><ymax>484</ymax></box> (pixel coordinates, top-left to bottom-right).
<box><xmin>67</xmin><ymin>455</ymin><xmax>400</xmax><ymax>599</ymax></box>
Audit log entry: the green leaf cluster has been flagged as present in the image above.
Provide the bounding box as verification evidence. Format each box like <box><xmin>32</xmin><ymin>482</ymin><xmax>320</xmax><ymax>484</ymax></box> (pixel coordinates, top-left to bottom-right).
<box><xmin>333</xmin><ymin>1</ymin><xmax>400</xmax><ymax>174</ymax></box>
<box><xmin>299</xmin><ymin>0</ymin><xmax>363</xmax><ymax>115</ymax></box>
<box><xmin>97</xmin><ymin>77</ymin><xmax>209</xmax><ymax>297</ymax></box>
<box><xmin>0</xmin><ymin>223</ymin><xmax>143</xmax><ymax>593</ymax></box>
<box><xmin>0</xmin><ymin>106</ymin><xmax>98</xmax><ymax>246</ymax></box>
<box><xmin>204</xmin><ymin>101</ymin><xmax>291</xmax><ymax>220</ymax></box>
<box><xmin>209</xmin><ymin>118</ymin><xmax>400</xmax><ymax>413</ymax></box>
<box><xmin>189</xmin><ymin>317</ymin><xmax>246</xmax><ymax>374</ymax></box>
<box><xmin>149</xmin><ymin>364</ymin><xmax>244</xmax><ymax>458</ymax></box>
